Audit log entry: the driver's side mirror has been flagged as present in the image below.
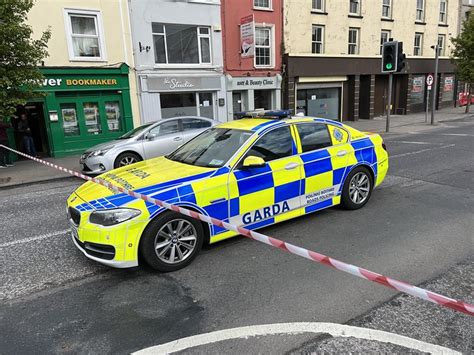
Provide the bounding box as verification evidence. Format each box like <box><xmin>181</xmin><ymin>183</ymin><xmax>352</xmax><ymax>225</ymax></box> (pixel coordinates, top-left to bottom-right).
<box><xmin>242</xmin><ymin>155</ymin><xmax>265</xmax><ymax>169</ymax></box>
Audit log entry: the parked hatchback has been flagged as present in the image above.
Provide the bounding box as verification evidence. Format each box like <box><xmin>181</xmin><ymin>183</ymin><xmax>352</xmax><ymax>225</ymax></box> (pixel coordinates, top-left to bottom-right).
<box><xmin>80</xmin><ymin>116</ymin><xmax>216</xmax><ymax>174</ymax></box>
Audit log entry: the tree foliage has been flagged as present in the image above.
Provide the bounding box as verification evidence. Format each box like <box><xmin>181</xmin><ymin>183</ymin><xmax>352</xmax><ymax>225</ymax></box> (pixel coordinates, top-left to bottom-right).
<box><xmin>451</xmin><ymin>14</ymin><xmax>474</xmax><ymax>84</ymax></box>
<box><xmin>0</xmin><ymin>0</ymin><xmax>51</xmax><ymax>119</ymax></box>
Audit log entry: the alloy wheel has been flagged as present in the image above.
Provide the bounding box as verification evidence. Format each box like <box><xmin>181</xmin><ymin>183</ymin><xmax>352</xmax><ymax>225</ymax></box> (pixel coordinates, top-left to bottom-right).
<box><xmin>154</xmin><ymin>219</ymin><xmax>197</xmax><ymax>264</ymax></box>
<box><xmin>349</xmin><ymin>172</ymin><xmax>370</xmax><ymax>205</ymax></box>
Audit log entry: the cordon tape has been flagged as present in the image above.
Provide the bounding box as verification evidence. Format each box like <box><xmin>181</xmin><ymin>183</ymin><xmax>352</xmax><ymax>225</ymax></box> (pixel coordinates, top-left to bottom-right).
<box><xmin>1</xmin><ymin>144</ymin><xmax>473</xmax><ymax>316</ymax></box>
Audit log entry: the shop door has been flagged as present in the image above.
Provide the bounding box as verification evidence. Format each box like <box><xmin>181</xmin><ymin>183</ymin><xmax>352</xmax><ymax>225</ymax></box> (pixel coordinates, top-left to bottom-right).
<box><xmin>254</xmin><ymin>90</ymin><xmax>272</xmax><ymax>110</ymax></box>
<box><xmin>233</xmin><ymin>92</ymin><xmax>243</xmax><ymax>113</ymax></box>
<box><xmin>21</xmin><ymin>103</ymin><xmax>49</xmax><ymax>156</ymax></box>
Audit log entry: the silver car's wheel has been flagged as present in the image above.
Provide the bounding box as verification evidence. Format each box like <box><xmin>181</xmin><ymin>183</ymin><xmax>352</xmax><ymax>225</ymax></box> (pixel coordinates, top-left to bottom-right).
<box><xmin>154</xmin><ymin>219</ymin><xmax>197</xmax><ymax>264</ymax></box>
<box><xmin>114</xmin><ymin>152</ymin><xmax>142</xmax><ymax>169</ymax></box>
<box><xmin>120</xmin><ymin>156</ymin><xmax>137</xmax><ymax>166</ymax></box>
<box><xmin>349</xmin><ymin>172</ymin><xmax>370</xmax><ymax>204</ymax></box>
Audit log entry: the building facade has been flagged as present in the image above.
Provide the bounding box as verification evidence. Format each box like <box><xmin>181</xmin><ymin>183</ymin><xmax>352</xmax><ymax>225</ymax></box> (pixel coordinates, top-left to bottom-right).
<box><xmin>284</xmin><ymin>0</ymin><xmax>460</xmax><ymax>121</ymax></box>
<box><xmin>23</xmin><ymin>0</ymin><xmax>139</xmax><ymax>157</ymax></box>
<box><xmin>221</xmin><ymin>0</ymin><xmax>284</xmax><ymax>120</ymax></box>
<box><xmin>129</xmin><ymin>0</ymin><xmax>227</xmax><ymax>123</ymax></box>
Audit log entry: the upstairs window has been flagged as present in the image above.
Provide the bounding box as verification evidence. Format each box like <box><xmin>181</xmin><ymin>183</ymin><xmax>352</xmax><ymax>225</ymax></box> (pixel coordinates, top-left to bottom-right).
<box><xmin>380</xmin><ymin>30</ymin><xmax>391</xmax><ymax>54</ymax></box>
<box><xmin>348</xmin><ymin>27</ymin><xmax>360</xmax><ymax>54</ymax></box>
<box><xmin>152</xmin><ymin>23</ymin><xmax>211</xmax><ymax>64</ymax></box>
<box><xmin>437</xmin><ymin>34</ymin><xmax>445</xmax><ymax>56</ymax></box>
<box><xmin>349</xmin><ymin>0</ymin><xmax>361</xmax><ymax>15</ymax></box>
<box><xmin>439</xmin><ymin>0</ymin><xmax>448</xmax><ymax>23</ymax></box>
<box><xmin>416</xmin><ymin>0</ymin><xmax>425</xmax><ymax>22</ymax></box>
<box><xmin>312</xmin><ymin>0</ymin><xmax>325</xmax><ymax>12</ymax></box>
<box><xmin>414</xmin><ymin>32</ymin><xmax>423</xmax><ymax>56</ymax></box>
<box><xmin>312</xmin><ymin>25</ymin><xmax>324</xmax><ymax>54</ymax></box>
<box><xmin>382</xmin><ymin>0</ymin><xmax>392</xmax><ymax>18</ymax></box>
<box><xmin>254</xmin><ymin>0</ymin><xmax>272</xmax><ymax>9</ymax></box>
<box><xmin>65</xmin><ymin>9</ymin><xmax>105</xmax><ymax>60</ymax></box>
<box><xmin>255</xmin><ymin>27</ymin><xmax>272</xmax><ymax>67</ymax></box>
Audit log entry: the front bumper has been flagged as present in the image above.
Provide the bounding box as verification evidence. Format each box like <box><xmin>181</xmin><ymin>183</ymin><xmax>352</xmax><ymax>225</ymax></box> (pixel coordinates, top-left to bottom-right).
<box><xmin>80</xmin><ymin>154</ymin><xmax>114</xmax><ymax>175</ymax></box>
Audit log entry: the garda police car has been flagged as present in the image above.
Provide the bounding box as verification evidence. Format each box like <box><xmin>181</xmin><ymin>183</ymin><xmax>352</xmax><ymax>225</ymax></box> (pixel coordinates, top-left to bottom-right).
<box><xmin>67</xmin><ymin>111</ymin><xmax>388</xmax><ymax>272</ymax></box>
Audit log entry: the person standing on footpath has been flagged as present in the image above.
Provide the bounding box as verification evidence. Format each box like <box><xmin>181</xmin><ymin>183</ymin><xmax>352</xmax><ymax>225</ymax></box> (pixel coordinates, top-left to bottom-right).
<box><xmin>17</xmin><ymin>113</ymin><xmax>38</xmax><ymax>158</ymax></box>
<box><xmin>0</xmin><ymin>118</ymin><xmax>13</xmax><ymax>168</ymax></box>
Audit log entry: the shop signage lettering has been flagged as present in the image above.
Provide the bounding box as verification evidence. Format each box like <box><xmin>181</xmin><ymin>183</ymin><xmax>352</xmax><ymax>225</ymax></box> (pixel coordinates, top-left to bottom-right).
<box><xmin>236</xmin><ymin>79</ymin><xmax>274</xmax><ymax>87</ymax></box>
<box><xmin>163</xmin><ymin>78</ymin><xmax>195</xmax><ymax>90</ymax></box>
<box><xmin>41</xmin><ymin>78</ymin><xmax>118</xmax><ymax>87</ymax></box>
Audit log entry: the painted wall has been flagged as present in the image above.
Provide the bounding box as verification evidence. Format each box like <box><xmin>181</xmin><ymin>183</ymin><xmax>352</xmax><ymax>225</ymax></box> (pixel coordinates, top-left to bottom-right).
<box><xmin>27</xmin><ymin>0</ymin><xmax>141</xmax><ymax>126</ymax></box>
<box><xmin>285</xmin><ymin>0</ymin><xmax>460</xmax><ymax>58</ymax></box>
<box><xmin>222</xmin><ymin>0</ymin><xmax>283</xmax><ymax>76</ymax></box>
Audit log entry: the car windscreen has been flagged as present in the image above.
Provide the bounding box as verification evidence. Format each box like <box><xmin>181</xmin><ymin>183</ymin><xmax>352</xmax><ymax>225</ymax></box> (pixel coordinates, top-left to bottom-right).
<box><xmin>118</xmin><ymin>124</ymin><xmax>153</xmax><ymax>139</ymax></box>
<box><xmin>166</xmin><ymin>128</ymin><xmax>253</xmax><ymax>168</ymax></box>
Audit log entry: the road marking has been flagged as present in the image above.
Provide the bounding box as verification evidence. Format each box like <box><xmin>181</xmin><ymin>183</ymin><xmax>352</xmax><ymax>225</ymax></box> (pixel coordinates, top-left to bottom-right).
<box><xmin>390</xmin><ymin>144</ymin><xmax>455</xmax><ymax>158</ymax></box>
<box><xmin>133</xmin><ymin>322</ymin><xmax>460</xmax><ymax>354</ymax></box>
<box><xmin>407</xmin><ymin>132</ymin><xmax>474</xmax><ymax>137</ymax></box>
<box><xmin>388</xmin><ymin>141</ymin><xmax>440</xmax><ymax>145</ymax></box>
<box><xmin>0</xmin><ymin>229</ymin><xmax>70</xmax><ymax>248</ymax></box>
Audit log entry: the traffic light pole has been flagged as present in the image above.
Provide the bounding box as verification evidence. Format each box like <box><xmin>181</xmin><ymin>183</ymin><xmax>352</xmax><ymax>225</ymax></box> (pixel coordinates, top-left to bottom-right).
<box><xmin>386</xmin><ymin>73</ymin><xmax>393</xmax><ymax>132</ymax></box>
<box><xmin>431</xmin><ymin>45</ymin><xmax>439</xmax><ymax>125</ymax></box>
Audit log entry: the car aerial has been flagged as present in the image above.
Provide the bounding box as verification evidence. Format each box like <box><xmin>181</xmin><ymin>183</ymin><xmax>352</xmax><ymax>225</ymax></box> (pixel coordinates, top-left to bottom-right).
<box><xmin>67</xmin><ymin>111</ymin><xmax>389</xmax><ymax>272</ymax></box>
<box><xmin>79</xmin><ymin>116</ymin><xmax>217</xmax><ymax>174</ymax></box>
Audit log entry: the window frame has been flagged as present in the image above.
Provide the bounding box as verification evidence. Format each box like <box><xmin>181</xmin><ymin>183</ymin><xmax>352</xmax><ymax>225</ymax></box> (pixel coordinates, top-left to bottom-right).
<box><xmin>254</xmin><ymin>25</ymin><xmax>275</xmax><ymax>68</ymax></box>
<box><xmin>64</xmin><ymin>8</ymin><xmax>107</xmax><ymax>62</ymax></box>
<box><xmin>312</xmin><ymin>0</ymin><xmax>326</xmax><ymax>12</ymax></box>
<box><xmin>312</xmin><ymin>25</ymin><xmax>325</xmax><ymax>54</ymax></box>
<box><xmin>253</xmin><ymin>0</ymin><xmax>272</xmax><ymax>10</ymax></box>
<box><xmin>414</xmin><ymin>32</ymin><xmax>423</xmax><ymax>56</ymax></box>
<box><xmin>437</xmin><ymin>34</ymin><xmax>446</xmax><ymax>56</ymax></box>
<box><xmin>416</xmin><ymin>0</ymin><xmax>425</xmax><ymax>22</ymax></box>
<box><xmin>295</xmin><ymin>123</ymin><xmax>333</xmax><ymax>154</ymax></box>
<box><xmin>382</xmin><ymin>0</ymin><xmax>392</xmax><ymax>19</ymax></box>
<box><xmin>349</xmin><ymin>0</ymin><xmax>361</xmax><ymax>15</ymax></box>
<box><xmin>380</xmin><ymin>30</ymin><xmax>391</xmax><ymax>55</ymax></box>
<box><xmin>152</xmin><ymin>23</ymin><xmax>213</xmax><ymax>66</ymax></box>
<box><xmin>439</xmin><ymin>0</ymin><xmax>448</xmax><ymax>23</ymax></box>
<box><xmin>348</xmin><ymin>27</ymin><xmax>360</xmax><ymax>55</ymax></box>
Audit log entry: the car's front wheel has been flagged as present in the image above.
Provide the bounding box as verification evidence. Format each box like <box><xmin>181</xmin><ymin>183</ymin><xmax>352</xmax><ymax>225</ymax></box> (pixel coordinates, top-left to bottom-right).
<box><xmin>341</xmin><ymin>166</ymin><xmax>373</xmax><ymax>210</ymax></box>
<box><xmin>140</xmin><ymin>211</ymin><xmax>204</xmax><ymax>272</ymax></box>
<box><xmin>114</xmin><ymin>152</ymin><xmax>142</xmax><ymax>168</ymax></box>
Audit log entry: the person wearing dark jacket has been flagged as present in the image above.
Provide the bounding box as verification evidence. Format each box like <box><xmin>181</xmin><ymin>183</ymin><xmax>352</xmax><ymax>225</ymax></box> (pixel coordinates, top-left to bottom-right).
<box><xmin>17</xmin><ymin>113</ymin><xmax>38</xmax><ymax>158</ymax></box>
<box><xmin>0</xmin><ymin>118</ymin><xmax>13</xmax><ymax>168</ymax></box>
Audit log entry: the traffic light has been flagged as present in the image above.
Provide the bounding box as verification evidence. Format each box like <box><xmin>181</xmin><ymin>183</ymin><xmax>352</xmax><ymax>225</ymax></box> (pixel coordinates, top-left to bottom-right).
<box><xmin>382</xmin><ymin>41</ymin><xmax>398</xmax><ymax>73</ymax></box>
<box><xmin>396</xmin><ymin>41</ymin><xmax>406</xmax><ymax>72</ymax></box>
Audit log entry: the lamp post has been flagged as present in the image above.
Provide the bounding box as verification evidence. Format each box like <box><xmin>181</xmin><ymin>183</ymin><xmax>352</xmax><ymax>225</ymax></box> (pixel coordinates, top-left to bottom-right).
<box><xmin>430</xmin><ymin>44</ymin><xmax>440</xmax><ymax>125</ymax></box>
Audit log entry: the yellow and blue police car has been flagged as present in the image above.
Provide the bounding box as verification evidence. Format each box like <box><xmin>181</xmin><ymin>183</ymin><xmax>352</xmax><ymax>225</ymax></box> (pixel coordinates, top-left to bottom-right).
<box><xmin>67</xmin><ymin>111</ymin><xmax>388</xmax><ymax>272</ymax></box>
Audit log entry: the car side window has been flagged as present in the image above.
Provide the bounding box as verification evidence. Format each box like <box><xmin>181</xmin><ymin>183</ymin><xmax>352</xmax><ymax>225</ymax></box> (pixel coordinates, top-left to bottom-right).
<box><xmin>182</xmin><ymin>118</ymin><xmax>212</xmax><ymax>131</ymax></box>
<box><xmin>149</xmin><ymin>120</ymin><xmax>180</xmax><ymax>137</ymax></box>
<box><xmin>296</xmin><ymin>123</ymin><xmax>332</xmax><ymax>153</ymax></box>
<box><xmin>245</xmin><ymin>126</ymin><xmax>293</xmax><ymax>162</ymax></box>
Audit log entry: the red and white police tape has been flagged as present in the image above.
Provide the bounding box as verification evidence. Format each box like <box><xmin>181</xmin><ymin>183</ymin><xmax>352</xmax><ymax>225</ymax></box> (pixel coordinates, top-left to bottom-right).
<box><xmin>1</xmin><ymin>144</ymin><xmax>473</xmax><ymax>316</ymax></box>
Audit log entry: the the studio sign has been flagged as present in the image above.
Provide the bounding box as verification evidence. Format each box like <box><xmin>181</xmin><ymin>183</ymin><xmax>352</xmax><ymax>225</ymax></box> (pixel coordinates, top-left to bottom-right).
<box><xmin>163</xmin><ymin>78</ymin><xmax>195</xmax><ymax>90</ymax></box>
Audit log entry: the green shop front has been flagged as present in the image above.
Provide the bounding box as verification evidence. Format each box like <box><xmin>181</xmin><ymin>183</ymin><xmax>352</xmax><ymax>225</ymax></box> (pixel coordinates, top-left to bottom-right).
<box><xmin>23</xmin><ymin>64</ymin><xmax>133</xmax><ymax>158</ymax></box>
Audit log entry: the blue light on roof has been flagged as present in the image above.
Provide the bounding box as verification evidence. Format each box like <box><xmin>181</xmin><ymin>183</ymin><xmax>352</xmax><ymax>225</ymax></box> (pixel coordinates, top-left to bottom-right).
<box><xmin>235</xmin><ymin>109</ymin><xmax>293</xmax><ymax>119</ymax></box>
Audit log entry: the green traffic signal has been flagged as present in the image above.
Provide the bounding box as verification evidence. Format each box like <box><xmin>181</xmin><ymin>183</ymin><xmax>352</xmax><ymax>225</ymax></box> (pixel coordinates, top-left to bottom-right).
<box><xmin>386</xmin><ymin>63</ymin><xmax>393</xmax><ymax>70</ymax></box>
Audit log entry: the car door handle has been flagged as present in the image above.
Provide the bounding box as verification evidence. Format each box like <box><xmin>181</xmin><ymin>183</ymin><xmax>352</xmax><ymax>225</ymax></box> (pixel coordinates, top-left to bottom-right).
<box><xmin>285</xmin><ymin>162</ymin><xmax>299</xmax><ymax>170</ymax></box>
<box><xmin>336</xmin><ymin>150</ymin><xmax>348</xmax><ymax>157</ymax></box>
<box><xmin>173</xmin><ymin>137</ymin><xmax>183</xmax><ymax>141</ymax></box>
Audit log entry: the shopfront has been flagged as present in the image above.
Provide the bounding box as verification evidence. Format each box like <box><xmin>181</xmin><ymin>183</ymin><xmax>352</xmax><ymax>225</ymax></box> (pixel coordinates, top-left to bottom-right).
<box><xmin>17</xmin><ymin>64</ymin><xmax>134</xmax><ymax>158</ymax></box>
<box><xmin>226</xmin><ymin>75</ymin><xmax>282</xmax><ymax>120</ymax></box>
<box><xmin>139</xmin><ymin>74</ymin><xmax>227</xmax><ymax>123</ymax></box>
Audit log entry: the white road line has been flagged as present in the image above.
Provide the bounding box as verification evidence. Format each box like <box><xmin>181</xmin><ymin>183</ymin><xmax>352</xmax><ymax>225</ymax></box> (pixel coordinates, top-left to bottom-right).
<box><xmin>133</xmin><ymin>322</ymin><xmax>460</xmax><ymax>355</ymax></box>
<box><xmin>0</xmin><ymin>229</ymin><xmax>70</xmax><ymax>248</ymax></box>
<box><xmin>390</xmin><ymin>144</ymin><xmax>455</xmax><ymax>158</ymax></box>
<box><xmin>389</xmin><ymin>141</ymin><xmax>440</xmax><ymax>145</ymax></box>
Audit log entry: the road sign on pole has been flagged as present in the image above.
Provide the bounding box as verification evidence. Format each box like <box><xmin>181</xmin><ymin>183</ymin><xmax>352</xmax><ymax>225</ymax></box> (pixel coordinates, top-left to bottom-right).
<box><xmin>426</xmin><ymin>74</ymin><xmax>434</xmax><ymax>86</ymax></box>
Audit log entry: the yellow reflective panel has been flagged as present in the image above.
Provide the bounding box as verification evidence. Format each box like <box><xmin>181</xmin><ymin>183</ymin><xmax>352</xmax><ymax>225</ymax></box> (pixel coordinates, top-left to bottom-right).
<box><xmin>304</xmin><ymin>171</ymin><xmax>333</xmax><ymax>194</ymax></box>
<box><xmin>239</xmin><ymin>188</ymin><xmax>275</xmax><ymax>215</ymax></box>
<box><xmin>217</xmin><ymin>118</ymin><xmax>271</xmax><ymax>131</ymax></box>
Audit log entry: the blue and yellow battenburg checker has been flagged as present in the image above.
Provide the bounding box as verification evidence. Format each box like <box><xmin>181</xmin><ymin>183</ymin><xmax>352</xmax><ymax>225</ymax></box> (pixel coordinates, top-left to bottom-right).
<box><xmin>68</xmin><ymin>117</ymin><xmax>388</xmax><ymax>266</ymax></box>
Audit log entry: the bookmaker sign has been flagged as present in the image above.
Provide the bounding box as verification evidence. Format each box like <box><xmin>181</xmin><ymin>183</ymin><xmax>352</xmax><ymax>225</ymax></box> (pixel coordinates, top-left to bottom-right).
<box><xmin>240</xmin><ymin>15</ymin><xmax>254</xmax><ymax>58</ymax></box>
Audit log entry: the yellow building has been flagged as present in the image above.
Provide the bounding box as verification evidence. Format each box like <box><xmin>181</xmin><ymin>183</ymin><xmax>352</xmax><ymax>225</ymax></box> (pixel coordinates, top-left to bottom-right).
<box><xmin>284</xmin><ymin>0</ymin><xmax>460</xmax><ymax>120</ymax></box>
<box><xmin>22</xmin><ymin>0</ymin><xmax>141</xmax><ymax>157</ymax></box>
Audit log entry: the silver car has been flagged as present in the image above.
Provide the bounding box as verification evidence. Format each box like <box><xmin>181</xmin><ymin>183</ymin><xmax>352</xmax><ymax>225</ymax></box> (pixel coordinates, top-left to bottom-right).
<box><xmin>80</xmin><ymin>116</ymin><xmax>216</xmax><ymax>174</ymax></box>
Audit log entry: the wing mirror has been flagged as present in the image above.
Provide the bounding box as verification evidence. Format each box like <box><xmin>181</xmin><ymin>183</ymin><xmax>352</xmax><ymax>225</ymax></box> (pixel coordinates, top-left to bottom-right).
<box><xmin>242</xmin><ymin>156</ymin><xmax>265</xmax><ymax>169</ymax></box>
<box><xmin>146</xmin><ymin>132</ymin><xmax>157</xmax><ymax>140</ymax></box>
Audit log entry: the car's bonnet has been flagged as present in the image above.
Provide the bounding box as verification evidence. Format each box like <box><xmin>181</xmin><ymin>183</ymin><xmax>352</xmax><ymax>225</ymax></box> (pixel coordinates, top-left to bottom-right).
<box><xmin>74</xmin><ymin>156</ymin><xmax>217</xmax><ymax>204</ymax></box>
<box><xmin>84</xmin><ymin>139</ymin><xmax>124</xmax><ymax>153</ymax></box>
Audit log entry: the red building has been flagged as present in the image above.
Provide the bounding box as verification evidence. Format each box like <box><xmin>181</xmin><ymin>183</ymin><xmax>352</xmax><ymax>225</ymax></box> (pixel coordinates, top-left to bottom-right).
<box><xmin>221</xmin><ymin>0</ymin><xmax>283</xmax><ymax>120</ymax></box>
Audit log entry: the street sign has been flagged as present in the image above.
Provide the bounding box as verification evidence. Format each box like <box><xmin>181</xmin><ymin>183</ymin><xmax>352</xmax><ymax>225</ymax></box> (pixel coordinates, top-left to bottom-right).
<box><xmin>426</xmin><ymin>74</ymin><xmax>434</xmax><ymax>86</ymax></box>
<box><xmin>427</xmin><ymin>85</ymin><xmax>432</xmax><ymax>90</ymax></box>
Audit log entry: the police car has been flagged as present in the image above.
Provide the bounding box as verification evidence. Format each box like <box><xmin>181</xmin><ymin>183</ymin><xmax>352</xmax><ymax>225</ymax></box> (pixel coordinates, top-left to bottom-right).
<box><xmin>67</xmin><ymin>111</ymin><xmax>388</xmax><ymax>272</ymax></box>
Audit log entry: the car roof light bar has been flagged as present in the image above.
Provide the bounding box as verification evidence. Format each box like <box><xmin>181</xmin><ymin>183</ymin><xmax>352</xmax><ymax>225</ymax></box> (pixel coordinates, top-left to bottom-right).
<box><xmin>235</xmin><ymin>109</ymin><xmax>293</xmax><ymax>120</ymax></box>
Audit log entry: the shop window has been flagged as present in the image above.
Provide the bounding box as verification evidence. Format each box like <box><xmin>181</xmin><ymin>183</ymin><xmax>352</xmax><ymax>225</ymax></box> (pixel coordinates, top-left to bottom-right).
<box><xmin>152</xmin><ymin>23</ymin><xmax>211</xmax><ymax>64</ymax></box>
<box><xmin>105</xmin><ymin>101</ymin><xmax>121</xmax><ymax>132</ymax></box>
<box><xmin>65</xmin><ymin>9</ymin><xmax>105</xmax><ymax>61</ymax></box>
<box><xmin>60</xmin><ymin>103</ymin><xmax>80</xmax><ymax>136</ymax></box>
<box><xmin>296</xmin><ymin>123</ymin><xmax>332</xmax><ymax>152</ymax></box>
<box><xmin>254</xmin><ymin>90</ymin><xmax>272</xmax><ymax>110</ymax></box>
<box><xmin>83</xmin><ymin>102</ymin><xmax>101</xmax><ymax>134</ymax></box>
<box><xmin>312</xmin><ymin>25</ymin><xmax>324</xmax><ymax>54</ymax></box>
<box><xmin>297</xmin><ymin>87</ymin><xmax>341</xmax><ymax>120</ymax></box>
<box><xmin>255</xmin><ymin>27</ymin><xmax>272</xmax><ymax>67</ymax></box>
<box><xmin>161</xmin><ymin>93</ymin><xmax>198</xmax><ymax>118</ymax></box>
<box><xmin>410</xmin><ymin>76</ymin><xmax>425</xmax><ymax>105</ymax></box>
<box><xmin>198</xmin><ymin>93</ymin><xmax>214</xmax><ymax>119</ymax></box>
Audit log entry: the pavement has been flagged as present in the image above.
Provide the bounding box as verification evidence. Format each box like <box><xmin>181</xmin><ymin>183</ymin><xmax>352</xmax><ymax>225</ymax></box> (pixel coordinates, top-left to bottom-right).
<box><xmin>0</xmin><ymin>106</ymin><xmax>471</xmax><ymax>189</ymax></box>
<box><xmin>0</xmin><ymin>112</ymin><xmax>473</xmax><ymax>353</ymax></box>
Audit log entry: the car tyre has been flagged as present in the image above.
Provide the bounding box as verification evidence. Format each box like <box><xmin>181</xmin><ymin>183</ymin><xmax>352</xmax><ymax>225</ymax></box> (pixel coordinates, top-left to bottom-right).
<box><xmin>140</xmin><ymin>211</ymin><xmax>204</xmax><ymax>272</ymax></box>
<box><xmin>114</xmin><ymin>152</ymin><xmax>142</xmax><ymax>168</ymax></box>
<box><xmin>341</xmin><ymin>166</ymin><xmax>373</xmax><ymax>210</ymax></box>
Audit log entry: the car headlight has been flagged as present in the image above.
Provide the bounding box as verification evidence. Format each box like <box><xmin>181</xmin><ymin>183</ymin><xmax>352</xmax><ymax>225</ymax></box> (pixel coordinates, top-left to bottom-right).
<box><xmin>89</xmin><ymin>208</ymin><xmax>141</xmax><ymax>226</ymax></box>
<box><xmin>91</xmin><ymin>148</ymin><xmax>112</xmax><ymax>157</ymax></box>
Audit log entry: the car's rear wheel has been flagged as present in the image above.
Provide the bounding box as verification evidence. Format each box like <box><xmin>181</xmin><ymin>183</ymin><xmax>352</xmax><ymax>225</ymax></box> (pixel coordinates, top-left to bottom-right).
<box><xmin>341</xmin><ymin>166</ymin><xmax>373</xmax><ymax>210</ymax></box>
<box><xmin>114</xmin><ymin>152</ymin><xmax>142</xmax><ymax>168</ymax></box>
<box><xmin>140</xmin><ymin>211</ymin><xmax>204</xmax><ymax>272</ymax></box>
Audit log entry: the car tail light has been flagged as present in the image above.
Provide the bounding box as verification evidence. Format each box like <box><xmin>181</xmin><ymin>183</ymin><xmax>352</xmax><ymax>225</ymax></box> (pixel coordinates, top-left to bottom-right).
<box><xmin>382</xmin><ymin>142</ymin><xmax>387</xmax><ymax>152</ymax></box>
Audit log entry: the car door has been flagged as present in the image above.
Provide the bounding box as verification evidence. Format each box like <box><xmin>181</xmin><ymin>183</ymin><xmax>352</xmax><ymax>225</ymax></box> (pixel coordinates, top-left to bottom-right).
<box><xmin>294</xmin><ymin>122</ymin><xmax>350</xmax><ymax>212</ymax></box>
<box><xmin>142</xmin><ymin>119</ymin><xmax>183</xmax><ymax>159</ymax></box>
<box><xmin>181</xmin><ymin>118</ymin><xmax>213</xmax><ymax>143</ymax></box>
<box><xmin>229</xmin><ymin>125</ymin><xmax>303</xmax><ymax>229</ymax></box>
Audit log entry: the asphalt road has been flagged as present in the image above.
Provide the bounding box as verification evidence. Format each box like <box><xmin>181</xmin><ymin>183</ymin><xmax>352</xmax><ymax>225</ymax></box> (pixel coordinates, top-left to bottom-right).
<box><xmin>1</xmin><ymin>116</ymin><xmax>473</xmax><ymax>354</ymax></box>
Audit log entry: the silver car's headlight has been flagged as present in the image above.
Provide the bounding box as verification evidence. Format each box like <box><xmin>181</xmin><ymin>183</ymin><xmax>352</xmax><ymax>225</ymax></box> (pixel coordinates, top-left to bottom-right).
<box><xmin>89</xmin><ymin>208</ymin><xmax>141</xmax><ymax>226</ymax></box>
<box><xmin>91</xmin><ymin>148</ymin><xmax>112</xmax><ymax>157</ymax></box>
